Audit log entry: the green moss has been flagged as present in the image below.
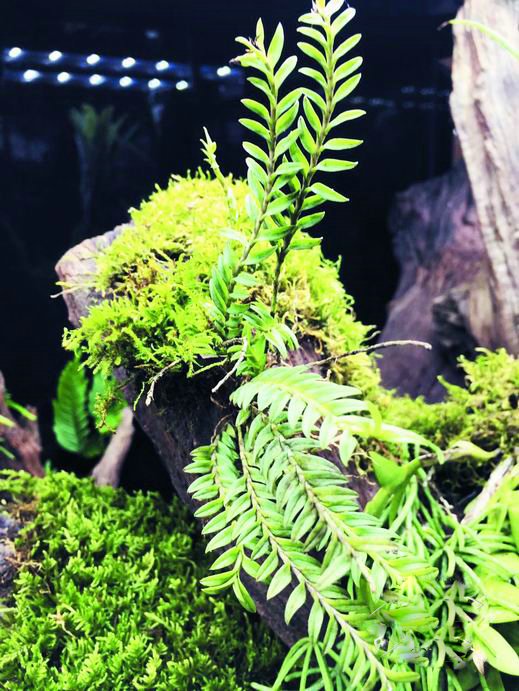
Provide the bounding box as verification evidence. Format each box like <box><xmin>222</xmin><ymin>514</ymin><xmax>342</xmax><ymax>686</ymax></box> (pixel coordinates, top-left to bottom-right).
<box><xmin>63</xmin><ymin>173</ymin><xmax>372</xmax><ymax>382</ymax></box>
<box><xmin>0</xmin><ymin>470</ymin><xmax>283</xmax><ymax>690</ymax></box>
<box><xmin>380</xmin><ymin>348</ymin><xmax>519</xmax><ymax>455</ymax></box>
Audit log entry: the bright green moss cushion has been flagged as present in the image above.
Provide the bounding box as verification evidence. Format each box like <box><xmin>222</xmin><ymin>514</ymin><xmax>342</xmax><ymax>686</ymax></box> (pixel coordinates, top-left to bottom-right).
<box><xmin>0</xmin><ymin>471</ymin><xmax>283</xmax><ymax>690</ymax></box>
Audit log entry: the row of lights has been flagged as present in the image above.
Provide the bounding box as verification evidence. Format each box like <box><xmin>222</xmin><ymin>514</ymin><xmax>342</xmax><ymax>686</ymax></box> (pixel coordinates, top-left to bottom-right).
<box><xmin>19</xmin><ymin>68</ymin><xmax>189</xmax><ymax>91</ymax></box>
<box><xmin>6</xmin><ymin>47</ymin><xmax>219</xmax><ymax>78</ymax></box>
<box><xmin>5</xmin><ymin>48</ymin><xmax>237</xmax><ymax>93</ymax></box>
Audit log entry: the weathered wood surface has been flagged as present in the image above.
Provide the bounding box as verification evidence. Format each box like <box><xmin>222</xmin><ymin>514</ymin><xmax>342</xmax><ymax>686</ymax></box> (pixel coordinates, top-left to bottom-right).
<box><xmin>0</xmin><ymin>372</ymin><xmax>44</xmax><ymax>477</ymax></box>
<box><xmin>377</xmin><ymin>162</ymin><xmax>494</xmax><ymax>401</ymax></box>
<box><xmin>56</xmin><ymin>227</ymin><xmax>378</xmax><ymax>647</ymax></box>
<box><xmin>451</xmin><ymin>0</ymin><xmax>519</xmax><ymax>356</ymax></box>
<box><xmin>0</xmin><ymin>513</ymin><xmax>21</xmax><ymax>602</ymax></box>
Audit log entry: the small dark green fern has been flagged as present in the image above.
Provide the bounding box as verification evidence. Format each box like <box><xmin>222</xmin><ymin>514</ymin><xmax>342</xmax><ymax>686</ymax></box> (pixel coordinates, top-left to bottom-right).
<box><xmin>52</xmin><ymin>359</ymin><xmax>123</xmax><ymax>458</ymax></box>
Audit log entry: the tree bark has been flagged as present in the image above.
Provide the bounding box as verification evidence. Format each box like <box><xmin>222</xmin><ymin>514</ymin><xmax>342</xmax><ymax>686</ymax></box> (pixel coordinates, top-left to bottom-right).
<box><xmin>56</xmin><ymin>227</ymin><xmax>378</xmax><ymax>647</ymax></box>
<box><xmin>377</xmin><ymin>162</ymin><xmax>495</xmax><ymax>401</ymax></box>
<box><xmin>450</xmin><ymin>0</ymin><xmax>519</xmax><ymax>355</ymax></box>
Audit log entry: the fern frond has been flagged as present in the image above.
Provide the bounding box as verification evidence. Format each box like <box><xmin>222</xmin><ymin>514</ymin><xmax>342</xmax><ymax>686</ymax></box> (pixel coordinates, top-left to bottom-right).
<box><xmin>270</xmin><ymin>1</ymin><xmax>365</xmax><ymax>312</ymax></box>
<box><xmin>235</xmin><ymin>423</ymin><xmax>419</xmax><ymax>690</ymax></box>
<box><xmin>230</xmin><ymin>365</ymin><xmax>441</xmax><ymax>461</ymax></box>
<box><xmin>52</xmin><ymin>359</ymin><xmax>103</xmax><ymax>457</ymax></box>
<box><xmin>189</xmin><ymin>409</ymin><xmax>438</xmax><ymax>690</ymax></box>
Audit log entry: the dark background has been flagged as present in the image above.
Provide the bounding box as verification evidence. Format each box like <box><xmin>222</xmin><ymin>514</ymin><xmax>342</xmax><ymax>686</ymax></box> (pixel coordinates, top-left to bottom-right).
<box><xmin>1</xmin><ymin>0</ymin><xmax>461</xmax><ymax>488</ymax></box>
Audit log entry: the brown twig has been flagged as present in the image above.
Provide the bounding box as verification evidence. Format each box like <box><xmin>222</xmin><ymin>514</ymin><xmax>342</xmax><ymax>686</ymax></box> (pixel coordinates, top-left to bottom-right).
<box><xmin>461</xmin><ymin>454</ymin><xmax>516</xmax><ymax>526</ymax></box>
<box><xmin>313</xmin><ymin>340</ymin><xmax>432</xmax><ymax>368</ymax></box>
<box><xmin>0</xmin><ymin>372</ymin><xmax>44</xmax><ymax>477</ymax></box>
<box><xmin>145</xmin><ymin>360</ymin><xmax>181</xmax><ymax>407</ymax></box>
<box><xmin>211</xmin><ymin>338</ymin><xmax>248</xmax><ymax>394</ymax></box>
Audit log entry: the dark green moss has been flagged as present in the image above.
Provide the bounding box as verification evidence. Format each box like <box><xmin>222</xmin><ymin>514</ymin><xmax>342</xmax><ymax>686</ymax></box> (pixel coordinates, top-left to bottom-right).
<box><xmin>0</xmin><ymin>471</ymin><xmax>283</xmax><ymax>690</ymax></box>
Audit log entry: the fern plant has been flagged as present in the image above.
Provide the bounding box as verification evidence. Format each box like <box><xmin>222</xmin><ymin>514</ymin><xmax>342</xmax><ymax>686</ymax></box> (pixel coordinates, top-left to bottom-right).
<box><xmin>181</xmin><ymin>2</ymin><xmax>506</xmax><ymax>689</ymax></box>
<box><xmin>57</xmin><ymin>0</ymin><xmax>519</xmax><ymax>687</ymax></box>
<box><xmin>0</xmin><ymin>393</ymin><xmax>36</xmax><ymax>461</ymax></box>
<box><xmin>178</xmin><ymin>2</ymin><xmax>519</xmax><ymax>688</ymax></box>
<box><xmin>53</xmin><ymin>358</ymin><xmax>124</xmax><ymax>458</ymax></box>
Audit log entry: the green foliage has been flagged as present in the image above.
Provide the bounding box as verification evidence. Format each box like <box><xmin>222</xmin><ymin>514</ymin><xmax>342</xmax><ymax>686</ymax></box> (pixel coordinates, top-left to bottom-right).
<box><xmin>449</xmin><ymin>19</ymin><xmax>519</xmax><ymax>62</ymax></box>
<box><xmin>0</xmin><ymin>470</ymin><xmax>283</xmax><ymax>690</ymax></box>
<box><xmin>58</xmin><ymin>0</ymin><xmax>519</xmax><ymax>689</ymax></box>
<box><xmin>52</xmin><ymin>359</ymin><xmax>124</xmax><ymax>458</ymax></box>
<box><xmin>370</xmin><ymin>463</ymin><xmax>519</xmax><ymax>691</ymax></box>
<box><xmin>62</xmin><ymin>172</ymin><xmax>370</xmax><ymax>381</ymax></box>
<box><xmin>187</xmin><ymin>363</ymin><xmax>445</xmax><ymax>690</ymax></box>
<box><xmin>380</xmin><ymin>348</ymin><xmax>519</xmax><ymax>457</ymax></box>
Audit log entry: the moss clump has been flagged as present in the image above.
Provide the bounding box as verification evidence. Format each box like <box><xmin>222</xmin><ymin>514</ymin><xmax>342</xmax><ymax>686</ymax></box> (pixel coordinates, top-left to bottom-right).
<box><xmin>0</xmin><ymin>470</ymin><xmax>283</xmax><ymax>690</ymax></box>
<box><xmin>63</xmin><ymin>173</ymin><xmax>373</xmax><ymax>383</ymax></box>
<box><xmin>375</xmin><ymin>348</ymin><xmax>519</xmax><ymax>504</ymax></box>
<box><xmin>380</xmin><ymin>348</ymin><xmax>519</xmax><ymax>455</ymax></box>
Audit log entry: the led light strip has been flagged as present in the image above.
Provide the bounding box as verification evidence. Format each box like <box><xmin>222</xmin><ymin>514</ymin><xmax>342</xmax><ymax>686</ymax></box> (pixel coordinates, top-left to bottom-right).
<box><xmin>3</xmin><ymin>47</ymin><xmax>242</xmax><ymax>92</ymax></box>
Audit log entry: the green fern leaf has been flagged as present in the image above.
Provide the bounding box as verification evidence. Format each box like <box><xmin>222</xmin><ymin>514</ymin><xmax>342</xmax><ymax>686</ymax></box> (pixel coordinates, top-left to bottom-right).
<box><xmin>52</xmin><ymin>359</ymin><xmax>103</xmax><ymax>457</ymax></box>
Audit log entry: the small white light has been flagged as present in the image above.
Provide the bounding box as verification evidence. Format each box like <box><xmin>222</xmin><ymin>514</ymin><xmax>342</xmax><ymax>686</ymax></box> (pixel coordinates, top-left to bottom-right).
<box><xmin>23</xmin><ymin>69</ymin><xmax>40</xmax><ymax>82</ymax></box>
<box><xmin>8</xmin><ymin>47</ymin><xmax>23</xmax><ymax>59</ymax></box>
<box><xmin>155</xmin><ymin>60</ymin><xmax>169</xmax><ymax>72</ymax></box>
<box><xmin>146</xmin><ymin>30</ymin><xmax>159</xmax><ymax>40</ymax></box>
<box><xmin>49</xmin><ymin>50</ymin><xmax>63</xmax><ymax>62</ymax></box>
<box><xmin>122</xmin><ymin>57</ymin><xmax>136</xmax><ymax>69</ymax></box>
<box><xmin>120</xmin><ymin>76</ymin><xmax>132</xmax><ymax>88</ymax></box>
<box><xmin>216</xmin><ymin>65</ymin><xmax>231</xmax><ymax>78</ymax></box>
<box><xmin>148</xmin><ymin>78</ymin><xmax>161</xmax><ymax>90</ymax></box>
<box><xmin>176</xmin><ymin>80</ymin><xmax>189</xmax><ymax>91</ymax></box>
<box><xmin>57</xmin><ymin>71</ymin><xmax>71</xmax><ymax>83</ymax></box>
<box><xmin>89</xmin><ymin>74</ymin><xmax>103</xmax><ymax>86</ymax></box>
<box><xmin>86</xmin><ymin>53</ymin><xmax>100</xmax><ymax>65</ymax></box>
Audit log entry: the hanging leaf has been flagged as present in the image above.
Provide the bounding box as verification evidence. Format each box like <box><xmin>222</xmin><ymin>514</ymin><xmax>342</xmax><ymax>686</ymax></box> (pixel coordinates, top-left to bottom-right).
<box><xmin>267</xmin><ymin>563</ymin><xmax>292</xmax><ymax>599</ymax></box>
<box><xmin>275</xmin><ymin>56</ymin><xmax>298</xmax><ymax>88</ymax></box>
<box><xmin>316</xmin><ymin>158</ymin><xmax>358</xmax><ymax>172</ymax></box>
<box><xmin>310</xmin><ymin>182</ymin><xmax>349</xmax><ymax>203</ymax></box>
<box><xmin>297</xmin><ymin>41</ymin><xmax>328</xmax><ymax>70</ymax></box>
<box><xmin>285</xmin><ymin>581</ymin><xmax>307</xmax><ymax>624</ymax></box>
<box><xmin>239</xmin><ymin>118</ymin><xmax>270</xmax><ymax>140</ymax></box>
<box><xmin>472</xmin><ymin>622</ymin><xmax>519</xmax><ymax>676</ymax></box>
<box><xmin>329</xmin><ymin>109</ymin><xmax>365</xmax><ymax>128</ymax></box>
<box><xmin>333</xmin><ymin>73</ymin><xmax>362</xmax><ymax>105</ymax></box>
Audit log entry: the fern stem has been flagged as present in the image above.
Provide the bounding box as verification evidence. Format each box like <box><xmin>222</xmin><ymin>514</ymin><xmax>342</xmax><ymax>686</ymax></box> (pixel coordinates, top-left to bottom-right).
<box><xmin>271</xmin><ymin>9</ymin><xmax>336</xmax><ymax>315</ymax></box>
<box><xmin>266</xmin><ymin>420</ymin><xmax>375</xmax><ymax>585</ymax></box>
<box><xmin>270</xmin><ymin>419</ymin><xmax>405</xmax><ymax>585</ymax></box>
<box><xmin>238</xmin><ymin>64</ymin><xmax>280</xmax><ymax>269</ymax></box>
<box><xmin>236</xmin><ymin>424</ymin><xmax>394</xmax><ymax>690</ymax></box>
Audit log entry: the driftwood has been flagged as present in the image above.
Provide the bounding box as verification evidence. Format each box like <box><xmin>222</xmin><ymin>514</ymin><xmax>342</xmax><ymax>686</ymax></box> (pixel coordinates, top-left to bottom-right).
<box><xmin>451</xmin><ymin>0</ymin><xmax>519</xmax><ymax>356</ymax></box>
<box><xmin>378</xmin><ymin>0</ymin><xmax>519</xmax><ymax>399</ymax></box>
<box><xmin>0</xmin><ymin>373</ymin><xmax>44</xmax><ymax>477</ymax></box>
<box><xmin>0</xmin><ymin>513</ymin><xmax>21</xmax><ymax>602</ymax></box>
<box><xmin>56</xmin><ymin>228</ymin><xmax>378</xmax><ymax>647</ymax></box>
<box><xmin>377</xmin><ymin>162</ymin><xmax>492</xmax><ymax>401</ymax></box>
<box><xmin>91</xmin><ymin>407</ymin><xmax>135</xmax><ymax>488</ymax></box>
